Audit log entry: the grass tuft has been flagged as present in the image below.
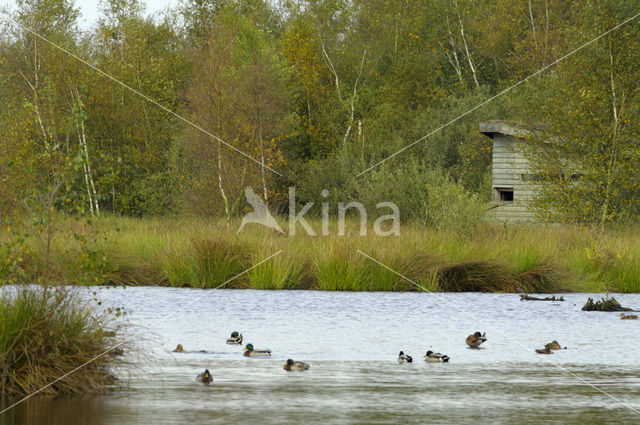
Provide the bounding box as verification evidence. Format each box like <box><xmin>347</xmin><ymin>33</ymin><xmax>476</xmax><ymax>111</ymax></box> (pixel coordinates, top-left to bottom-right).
<box><xmin>0</xmin><ymin>286</ymin><xmax>122</xmax><ymax>396</ymax></box>
<box><xmin>163</xmin><ymin>238</ymin><xmax>250</xmax><ymax>288</ymax></box>
<box><xmin>248</xmin><ymin>254</ymin><xmax>307</xmax><ymax>290</ymax></box>
<box><xmin>314</xmin><ymin>246</ymin><xmax>368</xmax><ymax>291</ymax></box>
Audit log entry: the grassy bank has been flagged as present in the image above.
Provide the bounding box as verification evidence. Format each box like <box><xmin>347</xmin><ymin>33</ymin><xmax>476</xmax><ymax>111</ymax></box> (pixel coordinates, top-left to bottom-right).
<box><xmin>0</xmin><ymin>286</ymin><xmax>122</xmax><ymax>396</ymax></box>
<box><xmin>1</xmin><ymin>216</ymin><xmax>640</xmax><ymax>292</ymax></box>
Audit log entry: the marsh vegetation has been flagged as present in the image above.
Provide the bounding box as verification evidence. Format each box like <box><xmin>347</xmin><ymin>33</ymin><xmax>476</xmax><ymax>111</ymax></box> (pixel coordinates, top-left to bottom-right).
<box><xmin>0</xmin><ymin>286</ymin><xmax>122</xmax><ymax>397</ymax></box>
<box><xmin>2</xmin><ymin>216</ymin><xmax>639</xmax><ymax>293</ymax></box>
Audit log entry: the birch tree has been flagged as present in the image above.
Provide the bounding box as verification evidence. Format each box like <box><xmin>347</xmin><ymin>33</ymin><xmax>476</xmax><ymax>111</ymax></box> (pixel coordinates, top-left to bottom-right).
<box><xmin>525</xmin><ymin>3</ymin><xmax>640</xmax><ymax>226</ymax></box>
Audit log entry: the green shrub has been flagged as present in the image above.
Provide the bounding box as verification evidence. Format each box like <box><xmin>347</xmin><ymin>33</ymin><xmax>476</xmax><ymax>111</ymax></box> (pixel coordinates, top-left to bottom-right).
<box><xmin>351</xmin><ymin>163</ymin><xmax>486</xmax><ymax>234</ymax></box>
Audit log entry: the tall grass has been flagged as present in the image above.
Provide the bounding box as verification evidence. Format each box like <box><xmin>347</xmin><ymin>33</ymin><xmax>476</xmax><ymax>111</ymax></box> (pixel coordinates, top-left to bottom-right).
<box><xmin>2</xmin><ymin>215</ymin><xmax>639</xmax><ymax>292</ymax></box>
<box><xmin>163</xmin><ymin>238</ymin><xmax>250</xmax><ymax>288</ymax></box>
<box><xmin>248</xmin><ymin>255</ymin><xmax>308</xmax><ymax>289</ymax></box>
<box><xmin>0</xmin><ymin>286</ymin><xmax>121</xmax><ymax>396</ymax></box>
<box><xmin>314</xmin><ymin>245</ymin><xmax>369</xmax><ymax>291</ymax></box>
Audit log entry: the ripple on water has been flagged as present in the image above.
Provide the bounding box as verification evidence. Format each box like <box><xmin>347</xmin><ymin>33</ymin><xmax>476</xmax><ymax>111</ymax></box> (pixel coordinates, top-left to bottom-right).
<box><xmin>1</xmin><ymin>288</ymin><xmax>640</xmax><ymax>424</ymax></box>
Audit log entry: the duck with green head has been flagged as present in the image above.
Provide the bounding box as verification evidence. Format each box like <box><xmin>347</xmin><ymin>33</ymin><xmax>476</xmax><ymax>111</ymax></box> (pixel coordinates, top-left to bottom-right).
<box><xmin>243</xmin><ymin>343</ymin><xmax>272</xmax><ymax>357</ymax></box>
<box><xmin>226</xmin><ymin>331</ymin><xmax>243</xmax><ymax>345</ymax></box>
<box><xmin>196</xmin><ymin>369</ymin><xmax>213</xmax><ymax>385</ymax></box>
<box><xmin>173</xmin><ymin>344</ymin><xmax>184</xmax><ymax>353</ymax></box>
<box><xmin>283</xmin><ymin>359</ymin><xmax>310</xmax><ymax>371</ymax></box>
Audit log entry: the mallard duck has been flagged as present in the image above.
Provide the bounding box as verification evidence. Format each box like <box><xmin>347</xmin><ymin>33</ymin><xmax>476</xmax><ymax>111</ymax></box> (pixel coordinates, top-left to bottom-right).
<box><xmin>535</xmin><ymin>347</ymin><xmax>553</xmax><ymax>354</ymax></box>
<box><xmin>195</xmin><ymin>369</ymin><xmax>213</xmax><ymax>385</ymax></box>
<box><xmin>544</xmin><ymin>340</ymin><xmax>565</xmax><ymax>350</ymax></box>
<box><xmin>226</xmin><ymin>331</ymin><xmax>243</xmax><ymax>344</ymax></box>
<box><xmin>620</xmin><ymin>313</ymin><xmax>638</xmax><ymax>320</ymax></box>
<box><xmin>243</xmin><ymin>343</ymin><xmax>272</xmax><ymax>357</ymax></box>
<box><xmin>107</xmin><ymin>347</ymin><xmax>124</xmax><ymax>356</ymax></box>
<box><xmin>173</xmin><ymin>344</ymin><xmax>184</xmax><ymax>352</ymax></box>
<box><xmin>397</xmin><ymin>351</ymin><xmax>413</xmax><ymax>363</ymax></box>
<box><xmin>283</xmin><ymin>359</ymin><xmax>310</xmax><ymax>371</ymax></box>
<box><xmin>424</xmin><ymin>350</ymin><xmax>450</xmax><ymax>363</ymax></box>
<box><xmin>465</xmin><ymin>331</ymin><xmax>487</xmax><ymax>348</ymax></box>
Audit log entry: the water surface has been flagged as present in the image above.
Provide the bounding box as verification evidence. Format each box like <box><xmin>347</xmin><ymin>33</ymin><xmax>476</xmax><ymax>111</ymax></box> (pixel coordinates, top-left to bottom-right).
<box><xmin>2</xmin><ymin>288</ymin><xmax>640</xmax><ymax>424</ymax></box>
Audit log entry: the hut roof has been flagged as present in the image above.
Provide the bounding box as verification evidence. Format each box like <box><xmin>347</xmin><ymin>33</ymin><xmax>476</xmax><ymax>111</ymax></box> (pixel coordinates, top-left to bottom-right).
<box><xmin>479</xmin><ymin>120</ymin><xmax>530</xmax><ymax>139</ymax></box>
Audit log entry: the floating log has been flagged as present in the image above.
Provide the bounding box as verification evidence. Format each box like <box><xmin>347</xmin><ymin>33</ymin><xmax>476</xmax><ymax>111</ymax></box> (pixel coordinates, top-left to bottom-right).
<box><xmin>582</xmin><ymin>297</ymin><xmax>634</xmax><ymax>312</ymax></box>
<box><xmin>519</xmin><ymin>294</ymin><xmax>565</xmax><ymax>302</ymax></box>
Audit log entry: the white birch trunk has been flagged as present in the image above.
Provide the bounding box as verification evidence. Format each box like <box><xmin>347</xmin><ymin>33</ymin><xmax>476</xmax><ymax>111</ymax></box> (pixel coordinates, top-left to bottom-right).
<box><xmin>454</xmin><ymin>1</ymin><xmax>480</xmax><ymax>88</ymax></box>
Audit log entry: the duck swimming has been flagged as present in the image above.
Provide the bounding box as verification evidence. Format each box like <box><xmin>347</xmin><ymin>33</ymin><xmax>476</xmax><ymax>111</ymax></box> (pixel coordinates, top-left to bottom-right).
<box><xmin>226</xmin><ymin>331</ymin><xmax>243</xmax><ymax>344</ymax></box>
<box><xmin>195</xmin><ymin>369</ymin><xmax>213</xmax><ymax>385</ymax></box>
<box><xmin>465</xmin><ymin>331</ymin><xmax>487</xmax><ymax>348</ymax></box>
<box><xmin>424</xmin><ymin>350</ymin><xmax>450</xmax><ymax>363</ymax></box>
<box><xmin>283</xmin><ymin>359</ymin><xmax>310</xmax><ymax>371</ymax></box>
<box><xmin>172</xmin><ymin>344</ymin><xmax>211</xmax><ymax>354</ymax></box>
<box><xmin>535</xmin><ymin>347</ymin><xmax>553</xmax><ymax>354</ymax></box>
<box><xmin>397</xmin><ymin>351</ymin><xmax>413</xmax><ymax>363</ymax></box>
<box><xmin>620</xmin><ymin>313</ymin><xmax>638</xmax><ymax>320</ymax></box>
<box><xmin>544</xmin><ymin>340</ymin><xmax>566</xmax><ymax>350</ymax></box>
<box><xmin>243</xmin><ymin>343</ymin><xmax>272</xmax><ymax>357</ymax></box>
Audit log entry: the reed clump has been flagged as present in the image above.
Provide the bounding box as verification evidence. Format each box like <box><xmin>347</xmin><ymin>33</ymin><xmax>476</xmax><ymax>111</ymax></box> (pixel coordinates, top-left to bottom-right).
<box><xmin>314</xmin><ymin>245</ymin><xmax>369</xmax><ymax>291</ymax></box>
<box><xmin>0</xmin><ymin>286</ymin><xmax>121</xmax><ymax>397</ymax></box>
<box><xmin>248</xmin><ymin>254</ymin><xmax>309</xmax><ymax>290</ymax></box>
<box><xmin>163</xmin><ymin>238</ymin><xmax>251</xmax><ymax>288</ymax></box>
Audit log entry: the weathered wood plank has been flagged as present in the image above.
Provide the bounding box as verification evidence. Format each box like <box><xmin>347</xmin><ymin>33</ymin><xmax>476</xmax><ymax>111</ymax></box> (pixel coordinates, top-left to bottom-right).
<box><xmin>487</xmin><ymin>129</ymin><xmax>539</xmax><ymax>222</ymax></box>
<box><xmin>493</xmin><ymin>179</ymin><xmax>518</xmax><ymax>185</ymax></box>
<box><xmin>492</xmin><ymin>163</ymin><xmax>530</xmax><ymax>169</ymax></box>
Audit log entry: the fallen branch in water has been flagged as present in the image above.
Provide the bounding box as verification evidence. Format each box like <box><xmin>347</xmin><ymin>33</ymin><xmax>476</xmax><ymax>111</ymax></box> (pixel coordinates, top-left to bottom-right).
<box><xmin>520</xmin><ymin>294</ymin><xmax>565</xmax><ymax>302</ymax></box>
<box><xmin>582</xmin><ymin>296</ymin><xmax>634</xmax><ymax>312</ymax></box>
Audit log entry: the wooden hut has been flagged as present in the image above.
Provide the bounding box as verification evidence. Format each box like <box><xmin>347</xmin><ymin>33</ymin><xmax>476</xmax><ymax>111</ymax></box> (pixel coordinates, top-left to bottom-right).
<box><xmin>480</xmin><ymin>120</ymin><xmax>537</xmax><ymax>222</ymax></box>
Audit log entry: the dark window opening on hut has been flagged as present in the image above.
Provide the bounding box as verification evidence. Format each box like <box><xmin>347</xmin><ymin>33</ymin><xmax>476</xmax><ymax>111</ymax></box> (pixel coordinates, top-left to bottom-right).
<box><xmin>494</xmin><ymin>188</ymin><xmax>514</xmax><ymax>202</ymax></box>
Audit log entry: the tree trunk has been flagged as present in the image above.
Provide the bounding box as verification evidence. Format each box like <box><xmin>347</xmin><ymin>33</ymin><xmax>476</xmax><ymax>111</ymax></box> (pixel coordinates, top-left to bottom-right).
<box><xmin>528</xmin><ymin>0</ymin><xmax>538</xmax><ymax>47</ymax></box>
<box><xmin>600</xmin><ymin>39</ymin><xmax>623</xmax><ymax>230</ymax></box>
<box><xmin>453</xmin><ymin>0</ymin><xmax>479</xmax><ymax>88</ymax></box>
<box><xmin>259</xmin><ymin>118</ymin><xmax>268</xmax><ymax>206</ymax></box>
<box><xmin>544</xmin><ymin>0</ymin><xmax>550</xmax><ymax>56</ymax></box>
<box><xmin>217</xmin><ymin>140</ymin><xmax>231</xmax><ymax>224</ymax></box>
<box><xmin>442</xmin><ymin>16</ymin><xmax>463</xmax><ymax>83</ymax></box>
<box><xmin>71</xmin><ymin>85</ymin><xmax>100</xmax><ymax>216</ymax></box>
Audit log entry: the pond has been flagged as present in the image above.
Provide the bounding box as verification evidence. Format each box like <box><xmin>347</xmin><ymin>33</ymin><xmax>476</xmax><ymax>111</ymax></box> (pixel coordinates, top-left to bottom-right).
<box><xmin>2</xmin><ymin>288</ymin><xmax>640</xmax><ymax>424</ymax></box>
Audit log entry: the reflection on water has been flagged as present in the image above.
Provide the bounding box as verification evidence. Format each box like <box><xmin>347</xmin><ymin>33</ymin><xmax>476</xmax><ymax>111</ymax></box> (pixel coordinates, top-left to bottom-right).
<box><xmin>2</xmin><ymin>288</ymin><xmax>640</xmax><ymax>424</ymax></box>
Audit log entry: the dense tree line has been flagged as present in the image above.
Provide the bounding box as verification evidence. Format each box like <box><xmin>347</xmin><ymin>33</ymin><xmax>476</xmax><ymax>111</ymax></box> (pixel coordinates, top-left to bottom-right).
<box><xmin>0</xmin><ymin>0</ymin><xmax>638</xmax><ymax>227</ymax></box>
